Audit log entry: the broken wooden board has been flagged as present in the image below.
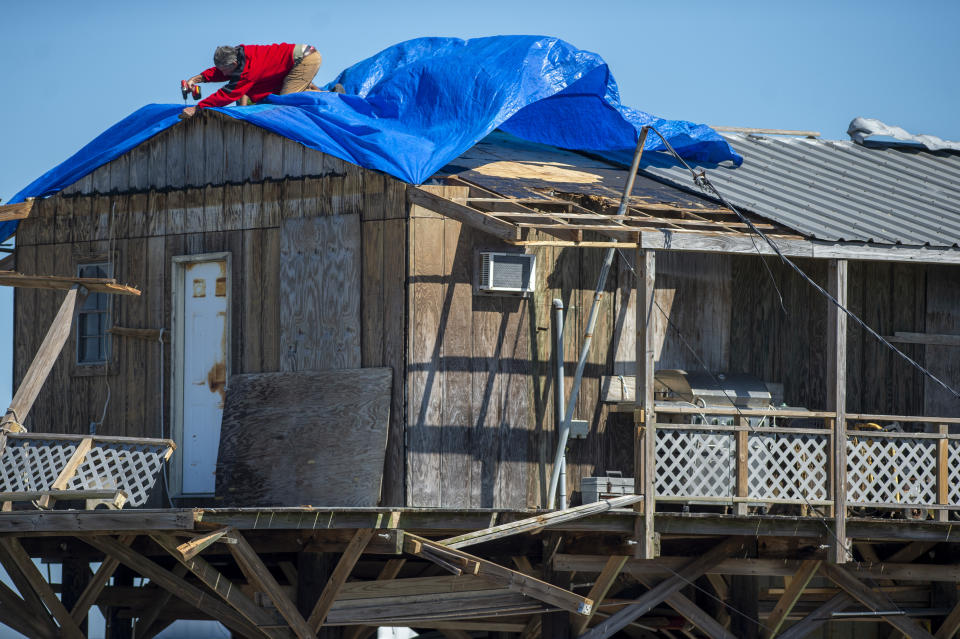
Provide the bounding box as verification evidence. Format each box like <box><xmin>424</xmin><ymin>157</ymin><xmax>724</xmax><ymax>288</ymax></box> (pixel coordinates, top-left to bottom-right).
<box><xmin>215</xmin><ymin>368</ymin><xmax>392</xmax><ymax>507</ymax></box>
<box><xmin>0</xmin><ymin>271</ymin><xmax>140</xmax><ymax>295</ymax></box>
<box><xmin>0</xmin><ymin>200</ymin><xmax>35</xmax><ymax>223</ymax></box>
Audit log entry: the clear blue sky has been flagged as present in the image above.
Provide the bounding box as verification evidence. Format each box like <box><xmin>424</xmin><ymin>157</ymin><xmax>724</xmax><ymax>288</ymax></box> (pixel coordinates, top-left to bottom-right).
<box><xmin>1</xmin><ymin>0</ymin><xmax>959</xmax><ymax>409</ymax></box>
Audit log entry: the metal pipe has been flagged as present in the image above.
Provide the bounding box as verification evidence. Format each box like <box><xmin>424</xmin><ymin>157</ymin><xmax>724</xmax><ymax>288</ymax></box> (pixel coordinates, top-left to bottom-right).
<box><xmin>553</xmin><ymin>299</ymin><xmax>567</xmax><ymax>509</ymax></box>
<box><xmin>547</xmin><ymin>127</ymin><xmax>650</xmax><ymax>508</ymax></box>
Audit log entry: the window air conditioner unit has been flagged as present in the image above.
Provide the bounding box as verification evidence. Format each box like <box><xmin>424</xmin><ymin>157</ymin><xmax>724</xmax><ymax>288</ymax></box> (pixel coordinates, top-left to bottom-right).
<box><xmin>477</xmin><ymin>252</ymin><xmax>536</xmax><ymax>296</ymax></box>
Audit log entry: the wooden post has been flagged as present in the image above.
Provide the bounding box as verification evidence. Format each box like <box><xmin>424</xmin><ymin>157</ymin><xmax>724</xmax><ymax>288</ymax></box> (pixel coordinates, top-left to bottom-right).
<box><xmin>938</xmin><ymin>424</ymin><xmax>950</xmax><ymax>523</ymax></box>
<box><xmin>541</xmin><ymin>535</ymin><xmax>571</xmax><ymax>639</ymax></box>
<box><xmin>730</xmin><ymin>574</ymin><xmax>760</xmax><ymax>639</ymax></box>
<box><xmin>1</xmin><ymin>286</ymin><xmax>82</xmax><ymax>431</ymax></box>
<box><xmin>826</xmin><ymin>259</ymin><xmax>849</xmax><ymax>563</ymax></box>
<box><xmin>634</xmin><ymin>248</ymin><xmax>657</xmax><ymax>559</ymax></box>
<box><xmin>61</xmin><ymin>556</ymin><xmax>92</xmax><ymax>637</ymax></box>
<box><xmin>106</xmin><ymin>565</ymin><xmax>134</xmax><ymax>639</ymax></box>
<box><xmin>735</xmin><ymin>415</ymin><xmax>749</xmax><ymax>516</ymax></box>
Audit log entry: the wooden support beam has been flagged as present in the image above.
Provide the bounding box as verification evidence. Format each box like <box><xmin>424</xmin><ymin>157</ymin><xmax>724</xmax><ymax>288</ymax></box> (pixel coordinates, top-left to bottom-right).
<box><xmin>0</xmin><ymin>540</ymin><xmax>61</xmax><ymax>636</ymax></box>
<box><xmin>827</xmin><ymin>259</ymin><xmax>849</xmax><ymax>563</ymax></box>
<box><xmin>706</xmin><ymin>574</ymin><xmax>729</xmax><ymax>601</ymax></box>
<box><xmin>936</xmin><ymin>597</ymin><xmax>960</xmax><ymax>639</ymax></box>
<box><xmin>439</xmin><ymin>495</ymin><xmax>642</xmax><ymax>549</ymax></box>
<box><xmin>81</xmin><ymin>535</ymin><xmax>266</xmax><ymax>639</ymax></box>
<box><xmin>886</xmin><ymin>541</ymin><xmax>937</xmax><ymax>564</ymax></box>
<box><xmin>764</xmin><ymin>560</ymin><xmax>820</xmax><ymax>638</ymax></box>
<box><xmin>0</xmin><ymin>578</ymin><xmax>58</xmax><ymax>638</ymax></box>
<box><xmin>572</xmin><ymin>556</ymin><xmax>628</xmax><ymax>636</ymax></box>
<box><xmin>175</xmin><ymin>526</ymin><xmax>235</xmax><ymax>560</ymax></box>
<box><xmin>0</xmin><ymin>537</ymin><xmax>86</xmax><ymax>639</ymax></box>
<box><xmin>228</xmin><ymin>530</ymin><xmax>313</xmax><ymax>639</ymax></box>
<box><xmin>635</xmin><ymin>248</ymin><xmax>657</xmax><ymax>559</ymax></box>
<box><xmin>888</xmin><ymin>332</ymin><xmax>960</xmax><ymax>347</ymax></box>
<box><xmin>308</xmin><ymin>528</ymin><xmax>374</xmax><ymax>632</ymax></box>
<box><xmin>108</xmin><ymin>326</ymin><xmax>169</xmax><ymax>343</ymax></box>
<box><xmin>0</xmin><ymin>270</ymin><xmax>140</xmax><ymax>295</ymax></box>
<box><xmin>819</xmin><ymin>562</ymin><xmax>935</xmax><ymax>639</ymax></box>
<box><xmin>734</xmin><ymin>415</ymin><xmax>749</xmax><ymax>516</ymax></box>
<box><xmin>635</xmin><ymin>576</ymin><xmax>737</xmax><ymax>639</ymax></box>
<box><xmin>579</xmin><ymin>537</ymin><xmax>745</xmax><ymax>639</ymax></box>
<box><xmin>133</xmin><ymin>563</ymin><xmax>189</xmax><ymax>639</ymax></box>
<box><xmin>0</xmin><ymin>199</ymin><xmax>35</xmax><ymax>222</ymax></box>
<box><xmin>404</xmin><ymin>532</ymin><xmax>592</xmax><ymax>615</ymax></box>
<box><xmin>0</xmin><ymin>488</ymin><xmax>126</xmax><ymax>508</ymax></box>
<box><xmin>777</xmin><ymin>593</ymin><xmax>852</xmax><ymax>639</ymax></box>
<box><xmin>152</xmin><ymin>534</ymin><xmax>288</xmax><ymax>637</ymax></box>
<box><xmin>407</xmin><ymin>186</ymin><xmax>519</xmax><ymax>240</ymax></box>
<box><xmin>1</xmin><ymin>286</ymin><xmax>80</xmax><ymax>431</ymax></box>
<box><xmin>38</xmin><ymin>437</ymin><xmax>94</xmax><ymax>508</ymax></box>
<box><xmin>555</xmin><ymin>554</ymin><xmax>960</xmax><ymax>582</ymax></box>
<box><xmin>404</xmin><ymin>536</ymin><xmax>480</xmax><ymax>576</ymax></box>
<box><xmin>342</xmin><ymin>558</ymin><xmax>406</xmax><ymax>639</ymax></box>
<box><xmin>70</xmin><ymin>534</ymin><xmax>135</xmax><ymax>626</ymax></box>
<box><xmin>938</xmin><ymin>424</ymin><xmax>951</xmax><ymax>522</ymax></box>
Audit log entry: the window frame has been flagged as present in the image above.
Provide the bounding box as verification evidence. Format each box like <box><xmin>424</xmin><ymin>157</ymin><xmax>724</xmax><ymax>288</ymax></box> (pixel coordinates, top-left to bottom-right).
<box><xmin>74</xmin><ymin>261</ymin><xmax>114</xmax><ymax>370</ymax></box>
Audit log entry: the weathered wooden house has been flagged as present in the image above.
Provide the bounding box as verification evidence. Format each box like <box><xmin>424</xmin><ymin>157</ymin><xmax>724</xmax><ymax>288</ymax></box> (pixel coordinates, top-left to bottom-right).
<box><xmin>1</xmin><ymin>111</ymin><xmax>959</xmax><ymax>639</ymax></box>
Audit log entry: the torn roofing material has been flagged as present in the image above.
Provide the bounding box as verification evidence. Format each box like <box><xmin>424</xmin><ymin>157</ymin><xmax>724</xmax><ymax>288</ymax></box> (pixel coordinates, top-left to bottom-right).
<box><xmin>631</xmin><ymin>133</ymin><xmax>960</xmax><ymax>248</ymax></box>
<box><xmin>5</xmin><ymin>35</ymin><xmax>739</xmax><ymax>241</ymax></box>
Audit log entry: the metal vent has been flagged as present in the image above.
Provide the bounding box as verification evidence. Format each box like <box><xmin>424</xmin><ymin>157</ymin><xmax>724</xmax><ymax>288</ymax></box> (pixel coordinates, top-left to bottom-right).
<box><xmin>477</xmin><ymin>252</ymin><xmax>535</xmax><ymax>296</ymax></box>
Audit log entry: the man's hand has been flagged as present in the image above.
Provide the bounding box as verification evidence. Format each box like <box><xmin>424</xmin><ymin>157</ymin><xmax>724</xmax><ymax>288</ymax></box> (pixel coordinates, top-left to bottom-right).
<box><xmin>179</xmin><ymin>106</ymin><xmax>197</xmax><ymax>120</ymax></box>
<box><xmin>186</xmin><ymin>75</ymin><xmax>203</xmax><ymax>89</ymax></box>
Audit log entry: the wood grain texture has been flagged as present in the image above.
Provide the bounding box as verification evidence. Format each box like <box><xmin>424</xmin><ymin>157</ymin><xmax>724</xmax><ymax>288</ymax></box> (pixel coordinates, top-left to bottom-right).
<box><xmin>924</xmin><ymin>265</ymin><xmax>960</xmax><ymax>419</ymax></box>
<box><xmin>280</xmin><ymin>215</ymin><xmax>362</xmax><ymax>372</ymax></box>
<box><xmin>215</xmin><ymin>368</ymin><xmax>392</xmax><ymax>507</ymax></box>
<box><xmin>407</xmin><ymin>214</ymin><xmax>444</xmax><ymax>506</ymax></box>
<box><xmin>381</xmin><ymin>218</ymin><xmax>407</xmax><ymax>506</ymax></box>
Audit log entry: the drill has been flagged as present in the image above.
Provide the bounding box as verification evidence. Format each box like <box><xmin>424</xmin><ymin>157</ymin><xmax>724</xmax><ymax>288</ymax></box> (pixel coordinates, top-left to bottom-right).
<box><xmin>180</xmin><ymin>80</ymin><xmax>202</xmax><ymax>102</ymax></box>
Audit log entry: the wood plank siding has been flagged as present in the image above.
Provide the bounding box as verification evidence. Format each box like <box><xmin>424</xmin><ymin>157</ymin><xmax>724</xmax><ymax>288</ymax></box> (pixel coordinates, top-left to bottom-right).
<box><xmin>14</xmin><ymin>113</ymin><xmax>408</xmax><ymax>506</ymax></box>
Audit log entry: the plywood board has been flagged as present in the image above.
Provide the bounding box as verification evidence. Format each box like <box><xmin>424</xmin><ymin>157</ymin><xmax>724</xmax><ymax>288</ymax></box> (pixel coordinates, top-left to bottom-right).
<box><xmin>215</xmin><ymin>367</ymin><xmax>392</xmax><ymax>507</ymax></box>
<box><xmin>280</xmin><ymin>214</ymin><xmax>362</xmax><ymax>372</ymax></box>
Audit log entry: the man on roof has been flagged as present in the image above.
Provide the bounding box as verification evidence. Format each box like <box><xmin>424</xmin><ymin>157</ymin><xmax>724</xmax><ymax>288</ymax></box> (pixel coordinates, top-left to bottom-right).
<box><xmin>181</xmin><ymin>43</ymin><xmax>333</xmax><ymax>118</ymax></box>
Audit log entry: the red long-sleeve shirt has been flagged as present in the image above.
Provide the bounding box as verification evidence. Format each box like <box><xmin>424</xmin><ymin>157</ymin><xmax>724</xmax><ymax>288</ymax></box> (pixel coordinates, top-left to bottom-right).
<box><xmin>197</xmin><ymin>43</ymin><xmax>296</xmax><ymax>108</ymax></box>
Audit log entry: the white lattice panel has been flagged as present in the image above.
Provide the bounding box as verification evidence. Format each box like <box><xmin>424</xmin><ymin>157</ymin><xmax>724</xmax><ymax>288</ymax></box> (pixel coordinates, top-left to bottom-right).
<box><xmin>655</xmin><ymin>430</ymin><xmax>734</xmax><ymax>497</ymax></box>
<box><xmin>65</xmin><ymin>443</ymin><xmax>171</xmax><ymax>507</ymax></box>
<box><xmin>846</xmin><ymin>436</ymin><xmax>937</xmax><ymax>506</ymax></box>
<box><xmin>950</xmin><ymin>440</ymin><xmax>960</xmax><ymax>506</ymax></box>
<box><xmin>0</xmin><ymin>436</ymin><xmax>172</xmax><ymax>507</ymax></box>
<box><xmin>748</xmin><ymin>433</ymin><xmax>829</xmax><ymax>501</ymax></box>
<box><xmin>0</xmin><ymin>439</ymin><xmax>79</xmax><ymax>493</ymax></box>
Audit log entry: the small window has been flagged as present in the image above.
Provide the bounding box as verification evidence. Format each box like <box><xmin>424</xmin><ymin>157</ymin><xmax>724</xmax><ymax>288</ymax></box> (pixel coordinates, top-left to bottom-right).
<box><xmin>76</xmin><ymin>263</ymin><xmax>112</xmax><ymax>365</ymax></box>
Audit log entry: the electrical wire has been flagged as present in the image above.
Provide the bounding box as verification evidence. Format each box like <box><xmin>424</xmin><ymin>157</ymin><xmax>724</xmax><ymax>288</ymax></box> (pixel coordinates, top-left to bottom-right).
<box><xmin>643</xmin><ymin>126</ymin><xmax>959</xmax><ymax>401</ymax></box>
<box><xmin>614</xmin><ymin>127</ymin><xmax>941</xmax><ymax>621</ymax></box>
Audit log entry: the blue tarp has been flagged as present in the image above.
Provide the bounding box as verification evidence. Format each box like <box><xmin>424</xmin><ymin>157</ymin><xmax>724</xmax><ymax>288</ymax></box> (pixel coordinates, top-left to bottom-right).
<box><xmin>6</xmin><ymin>35</ymin><xmax>741</xmax><ymax>238</ymax></box>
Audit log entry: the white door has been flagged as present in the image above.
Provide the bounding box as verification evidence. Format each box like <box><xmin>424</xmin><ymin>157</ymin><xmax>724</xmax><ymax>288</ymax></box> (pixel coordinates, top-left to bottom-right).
<box><xmin>173</xmin><ymin>254</ymin><xmax>230</xmax><ymax>495</ymax></box>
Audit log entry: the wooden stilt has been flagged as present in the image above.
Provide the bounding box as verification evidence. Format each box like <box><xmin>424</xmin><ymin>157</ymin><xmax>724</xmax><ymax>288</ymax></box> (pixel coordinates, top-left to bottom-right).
<box><xmin>571</xmin><ymin>555</ymin><xmax>627</xmax><ymax>635</ymax></box>
<box><xmin>228</xmin><ymin>530</ymin><xmax>314</xmax><ymax>639</ymax></box>
<box><xmin>81</xmin><ymin>535</ymin><xmax>265</xmax><ymax>639</ymax></box>
<box><xmin>152</xmin><ymin>533</ymin><xmax>288</xmax><ymax>637</ymax></box>
<box><xmin>0</xmin><ymin>537</ymin><xmax>86</xmax><ymax>639</ymax></box>
<box><xmin>764</xmin><ymin>560</ymin><xmax>820</xmax><ymax>638</ymax></box>
<box><xmin>635</xmin><ymin>248</ymin><xmax>657</xmax><ymax>560</ymax></box>
<box><xmin>827</xmin><ymin>259</ymin><xmax>849</xmax><ymax>564</ymax></box>
<box><xmin>308</xmin><ymin>528</ymin><xmax>374</xmax><ymax>632</ymax></box>
<box><xmin>70</xmin><ymin>534</ymin><xmax>135</xmax><ymax>626</ymax></box>
<box><xmin>819</xmin><ymin>561</ymin><xmax>935</xmax><ymax>639</ymax></box>
<box><xmin>580</xmin><ymin>537</ymin><xmax>745</xmax><ymax>639</ymax></box>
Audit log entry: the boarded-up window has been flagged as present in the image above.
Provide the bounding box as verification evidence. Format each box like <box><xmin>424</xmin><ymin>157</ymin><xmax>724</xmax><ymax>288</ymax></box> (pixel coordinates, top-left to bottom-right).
<box><xmin>76</xmin><ymin>263</ymin><xmax>112</xmax><ymax>364</ymax></box>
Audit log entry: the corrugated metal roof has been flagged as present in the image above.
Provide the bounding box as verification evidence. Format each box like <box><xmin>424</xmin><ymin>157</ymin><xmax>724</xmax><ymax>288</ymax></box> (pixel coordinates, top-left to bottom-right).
<box><xmin>638</xmin><ymin>133</ymin><xmax>960</xmax><ymax>248</ymax></box>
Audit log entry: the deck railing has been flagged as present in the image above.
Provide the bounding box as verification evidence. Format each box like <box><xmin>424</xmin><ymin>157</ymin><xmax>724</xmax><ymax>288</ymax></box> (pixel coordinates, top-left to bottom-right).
<box><xmin>649</xmin><ymin>406</ymin><xmax>960</xmax><ymax>520</ymax></box>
